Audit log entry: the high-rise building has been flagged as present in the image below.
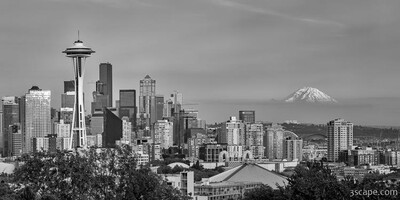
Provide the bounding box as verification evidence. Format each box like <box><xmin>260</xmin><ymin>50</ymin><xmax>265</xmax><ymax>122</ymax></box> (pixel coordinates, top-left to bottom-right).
<box><xmin>153</xmin><ymin>120</ymin><xmax>173</xmax><ymax>149</ymax></box>
<box><xmin>8</xmin><ymin>124</ymin><xmax>22</xmax><ymax>157</ymax></box>
<box><xmin>91</xmin><ymin>63</ymin><xmax>112</xmax><ymax>114</ymax></box>
<box><xmin>265</xmin><ymin>124</ymin><xmax>284</xmax><ymax>160</ymax></box>
<box><xmin>163</xmin><ymin>99</ymin><xmax>174</xmax><ymax>118</ymax></box>
<box><xmin>53</xmin><ymin>119</ymin><xmax>70</xmax><ymax>138</ymax></box>
<box><xmin>139</xmin><ymin>75</ymin><xmax>156</xmax><ymax>129</ymax></box>
<box><xmin>119</xmin><ymin>90</ymin><xmax>137</xmax><ymax>131</ymax></box>
<box><xmin>99</xmin><ymin>63</ymin><xmax>113</xmax><ymax>107</ymax></box>
<box><xmin>91</xmin><ymin>110</ymin><xmax>104</xmax><ymax>135</ymax></box>
<box><xmin>219</xmin><ymin>116</ymin><xmax>245</xmax><ymax>146</ymax></box>
<box><xmin>245</xmin><ymin>123</ymin><xmax>264</xmax><ymax>158</ymax></box>
<box><xmin>188</xmin><ymin>132</ymin><xmax>212</xmax><ymax>160</ymax></box>
<box><xmin>179</xmin><ymin>109</ymin><xmax>199</xmax><ymax>145</ymax></box>
<box><xmin>23</xmin><ymin>86</ymin><xmax>51</xmax><ymax>153</ymax></box>
<box><xmin>103</xmin><ymin>108</ymin><xmax>122</xmax><ymax>148</ymax></box>
<box><xmin>265</xmin><ymin>124</ymin><xmax>300</xmax><ymax>161</ymax></box>
<box><xmin>239</xmin><ymin>111</ymin><xmax>255</xmax><ymax>124</ymax></box>
<box><xmin>121</xmin><ymin>116</ymin><xmax>132</xmax><ymax>144</ymax></box>
<box><xmin>60</xmin><ymin>81</ymin><xmax>74</xmax><ymax>123</ymax></box>
<box><xmin>64</xmin><ymin>80</ymin><xmax>75</xmax><ymax>93</ymax></box>
<box><xmin>32</xmin><ymin>137</ymin><xmax>49</xmax><ymax>152</ymax></box>
<box><xmin>164</xmin><ymin>91</ymin><xmax>183</xmax><ymax>118</ymax></box>
<box><xmin>327</xmin><ymin>118</ymin><xmax>353</xmax><ymax>162</ymax></box>
<box><xmin>61</xmin><ymin>92</ymin><xmax>74</xmax><ymax>109</ymax></box>
<box><xmin>0</xmin><ymin>109</ymin><xmax>2</xmax><ymax>156</ymax></box>
<box><xmin>283</xmin><ymin>137</ymin><xmax>303</xmax><ymax>161</ymax></box>
<box><xmin>170</xmin><ymin>91</ymin><xmax>183</xmax><ymax>105</ymax></box>
<box><xmin>155</xmin><ymin>95</ymin><xmax>164</xmax><ymax>122</ymax></box>
<box><xmin>2</xmin><ymin>96</ymin><xmax>20</xmax><ymax>156</ymax></box>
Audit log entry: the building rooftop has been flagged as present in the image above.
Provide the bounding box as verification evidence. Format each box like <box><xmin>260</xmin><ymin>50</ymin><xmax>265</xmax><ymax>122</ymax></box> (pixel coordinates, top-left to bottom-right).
<box><xmin>207</xmin><ymin>163</ymin><xmax>288</xmax><ymax>189</ymax></box>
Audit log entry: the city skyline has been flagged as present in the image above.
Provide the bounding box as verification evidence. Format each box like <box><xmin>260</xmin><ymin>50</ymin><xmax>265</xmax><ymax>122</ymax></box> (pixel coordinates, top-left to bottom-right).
<box><xmin>1</xmin><ymin>0</ymin><xmax>400</xmax><ymax>125</ymax></box>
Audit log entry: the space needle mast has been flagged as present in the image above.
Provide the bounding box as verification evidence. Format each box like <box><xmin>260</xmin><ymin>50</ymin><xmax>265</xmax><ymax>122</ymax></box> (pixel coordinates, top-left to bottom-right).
<box><xmin>62</xmin><ymin>36</ymin><xmax>95</xmax><ymax>149</ymax></box>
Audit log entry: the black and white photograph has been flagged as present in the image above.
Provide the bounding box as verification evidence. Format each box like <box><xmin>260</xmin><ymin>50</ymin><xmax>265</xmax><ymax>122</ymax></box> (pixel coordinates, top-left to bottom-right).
<box><xmin>0</xmin><ymin>0</ymin><xmax>400</xmax><ymax>199</ymax></box>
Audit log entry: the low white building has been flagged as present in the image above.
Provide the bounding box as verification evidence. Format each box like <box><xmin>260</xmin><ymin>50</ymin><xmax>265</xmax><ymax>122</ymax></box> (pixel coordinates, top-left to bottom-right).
<box><xmin>163</xmin><ymin>171</ymin><xmax>194</xmax><ymax>197</ymax></box>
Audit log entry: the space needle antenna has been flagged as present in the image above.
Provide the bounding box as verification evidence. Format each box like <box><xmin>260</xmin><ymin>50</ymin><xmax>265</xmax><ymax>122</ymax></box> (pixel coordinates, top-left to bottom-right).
<box><xmin>62</xmin><ymin>35</ymin><xmax>95</xmax><ymax>150</ymax></box>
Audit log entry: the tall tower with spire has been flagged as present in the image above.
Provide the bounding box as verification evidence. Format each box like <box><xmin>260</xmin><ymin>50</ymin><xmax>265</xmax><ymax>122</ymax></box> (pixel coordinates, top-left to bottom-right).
<box><xmin>139</xmin><ymin>75</ymin><xmax>156</xmax><ymax>129</ymax></box>
<box><xmin>63</xmin><ymin>38</ymin><xmax>95</xmax><ymax>149</ymax></box>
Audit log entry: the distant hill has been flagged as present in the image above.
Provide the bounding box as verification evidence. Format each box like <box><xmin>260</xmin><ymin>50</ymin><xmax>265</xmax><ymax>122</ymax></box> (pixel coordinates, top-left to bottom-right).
<box><xmin>280</xmin><ymin>123</ymin><xmax>400</xmax><ymax>139</ymax></box>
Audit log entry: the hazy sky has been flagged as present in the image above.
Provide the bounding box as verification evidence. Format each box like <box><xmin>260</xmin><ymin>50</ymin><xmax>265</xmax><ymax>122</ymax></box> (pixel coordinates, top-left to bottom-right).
<box><xmin>1</xmin><ymin>0</ymin><xmax>400</xmax><ymax>125</ymax></box>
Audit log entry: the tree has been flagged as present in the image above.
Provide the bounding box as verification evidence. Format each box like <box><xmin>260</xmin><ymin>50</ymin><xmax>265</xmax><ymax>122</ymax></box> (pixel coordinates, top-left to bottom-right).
<box><xmin>243</xmin><ymin>184</ymin><xmax>287</xmax><ymax>200</ymax></box>
<box><xmin>285</xmin><ymin>162</ymin><xmax>349</xmax><ymax>200</ymax></box>
<box><xmin>11</xmin><ymin>145</ymin><xmax>190</xmax><ymax>200</ymax></box>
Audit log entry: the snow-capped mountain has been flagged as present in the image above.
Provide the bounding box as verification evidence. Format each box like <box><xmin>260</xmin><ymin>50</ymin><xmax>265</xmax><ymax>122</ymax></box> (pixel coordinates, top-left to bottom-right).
<box><xmin>284</xmin><ymin>87</ymin><xmax>337</xmax><ymax>103</ymax></box>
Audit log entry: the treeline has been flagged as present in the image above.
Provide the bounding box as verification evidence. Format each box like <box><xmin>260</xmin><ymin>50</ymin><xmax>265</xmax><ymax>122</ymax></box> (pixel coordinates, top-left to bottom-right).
<box><xmin>0</xmin><ymin>146</ymin><xmax>189</xmax><ymax>200</ymax></box>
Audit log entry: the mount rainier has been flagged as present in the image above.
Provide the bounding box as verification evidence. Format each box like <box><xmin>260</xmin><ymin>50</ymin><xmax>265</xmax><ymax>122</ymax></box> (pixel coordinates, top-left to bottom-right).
<box><xmin>284</xmin><ymin>87</ymin><xmax>337</xmax><ymax>103</ymax></box>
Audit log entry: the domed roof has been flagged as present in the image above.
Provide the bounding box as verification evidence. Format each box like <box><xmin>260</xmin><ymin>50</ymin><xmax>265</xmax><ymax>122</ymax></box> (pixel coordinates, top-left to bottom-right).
<box><xmin>30</xmin><ymin>86</ymin><xmax>40</xmax><ymax>91</ymax></box>
<box><xmin>168</xmin><ymin>162</ymin><xmax>189</xmax><ymax>169</ymax></box>
<box><xmin>284</xmin><ymin>130</ymin><xmax>299</xmax><ymax>139</ymax></box>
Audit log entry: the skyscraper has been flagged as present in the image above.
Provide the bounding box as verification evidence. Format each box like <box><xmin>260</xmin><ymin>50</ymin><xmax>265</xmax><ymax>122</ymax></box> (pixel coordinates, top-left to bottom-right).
<box><xmin>99</xmin><ymin>63</ymin><xmax>113</xmax><ymax>107</ymax></box>
<box><xmin>119</xmin><ymin>89</ymin><xmax>137</xmax><ymax>131</ymax></box>
<box><xmin>1</xmin><ymin>96</ymin><xmax>19</xmax><ymax>156</ymax></box>
<box><xmin>64</xmin><ymin>80</ymin><xmax>75</xmax><ymax>93</ymax></box>
<box><xmin>8</xmin><ymin>124</ymin><xmax>22</xmax><ymax>157</ymax></box>
<box><xmin>103</xmin><ymin>108</ymin><xmax>122</xmax><ymax>148</ymax></box>
<box><xmin>91</xmin><ymin>63</ymin><xmax>113</xmax><ymax>114</ymax></box>
<box><xmin>327</xmin><ymin>118</ymin><xmax>353</xmax><ymax>162</ymax></box>
<box><xmin>61</xmin><ymin>80</ymin><xmax>75</xmax><ymax>109</ymax></box>
<box><xmin>265</xmin><ymin>124</ymin><xmax>284</xmax><ymax>160</ymax></box>
<box><xmin>239</xmin><ymin>111</ymin><xmax>255</xmax><ymax>124</ymax></box>
<box><xmin>60</xmin><ymin>81</ymin><xmax>75</xmax><ymax>125</ymax></box>
<box><xmin>283</xmin><ymin>137</ymin><xmax>303</xmax><ymax>161</ymax></box>
<box><xmin>0</xmin><ymin>109</ymin><xmax>2</xmax><ymax>156</ymax></box>
<box><xmin>139</xmin><ymin>75</ymin><xmax>156</xmax><ymax>129</ymax></box>
<box><xmin>153</xmin><ymin>120</ymin><xmax>173</xmax><ymax>149</ymax></box>
<box><xmin>155</xmin><ymin>95</ymin><xmax>164</xmax><ymax>122</ymax></box>
<box><xmin>23</xmin><ymin>86</ymin><xmax>51</xmax><ymax>153</ymax></box>
<box><xmin>219</xmin><ymin>116</ymin><xmax>245</xmax><ymax>145</ymax></box>
<box><xmin>245</xmin><ymin>123</ymin><xmax>264</xmax><ymax>158</ymax></box>
<box><xmin>265</xmin><ymin>124</ymin><xmax>300</xmax><ymax>161</ymax></box>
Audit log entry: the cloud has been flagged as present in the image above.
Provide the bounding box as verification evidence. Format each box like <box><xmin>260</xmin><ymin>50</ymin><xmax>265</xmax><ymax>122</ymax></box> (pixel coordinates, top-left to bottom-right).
<box><xmin>213</xmin><ymin>0</ymin><xmax>344</xmax><ymax>27</ymax></box>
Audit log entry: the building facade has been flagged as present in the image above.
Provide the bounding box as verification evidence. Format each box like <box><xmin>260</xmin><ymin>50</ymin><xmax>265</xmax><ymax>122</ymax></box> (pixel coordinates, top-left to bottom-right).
<box><xmin>99</xmin><ymin>62</ymin><xmax>113</xmax><ymax>107</ymax></box>
<box><xmin>102</xmin><ymin>108</ymin><xmax>122</xmax><ymax>148</ymax></box>
<box><xmin>1</xmin><ymin>96</ymin><xmax>20</xmax><ymax>156</ymax></box>
<box><xmin>154</xmin><ymin>120</ymin><xmax>174</xmax><ymax>149</ymax></box>
<box><xmin>327</xmin><ymin>118</ymin><xmax>353</xmax><ymax>162</ymax></box>
<box><xmin>119</xmin><ymin>90</ymin><xmax>137</xmax><ymax>131</ymax></box>
<box><xmin>139</xmin><ymin>75</ymin><xmax>156</xmax><ymax>129</ymax></box>
<box><xmin>219</xmin><ymin>116</ymin><xmax>245</xmax><ymax>146</ymax></box>
<box><xmin>239</xmin><ymin>110</ymin><xmax>255</xmax><ymax>124</ymax></box>
<box><xmin>283</xmin><ymin>137</ymin><xmax>303</xmax><ymax>161</ymax></box>
<box><xmin>245</xmin><ymin>123</ymin><xmax>264</xmax><ymax>158</ymax></box>
<box><xmin>199</xmin><ymin>143</ymin><xmax>227</xmax><ymax>162</ymax></box>
<box><xmin>265</xmin><ymin>124</ymin><xmax>285</xmax><ymax>160</ymax></box>
<box><xmin>23</xmin><ymin>86</ymin><xmax>51</xmax><ymax>153</ymax></box>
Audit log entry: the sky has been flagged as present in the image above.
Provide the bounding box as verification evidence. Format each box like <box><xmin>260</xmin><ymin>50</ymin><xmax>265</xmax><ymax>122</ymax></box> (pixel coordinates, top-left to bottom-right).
<box><xmin>1</xmin><ymin>0</ymin><xmax>400</xmax><ymax>126</ymax></box>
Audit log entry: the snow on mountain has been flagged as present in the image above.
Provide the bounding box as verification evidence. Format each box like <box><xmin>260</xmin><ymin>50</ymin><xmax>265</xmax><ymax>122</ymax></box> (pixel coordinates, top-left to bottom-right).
<box><xmin>284</xmin><ymin>87</ymin><xmax>337</xmax><ymax>103</ymax></box>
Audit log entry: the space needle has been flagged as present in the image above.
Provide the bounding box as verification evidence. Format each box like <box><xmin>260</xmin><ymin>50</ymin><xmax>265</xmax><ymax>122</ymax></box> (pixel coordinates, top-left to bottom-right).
<box><xmin>63</xmin><ymin>37</ymin><xmax>95</xmax><ymax>149</ymax></box>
